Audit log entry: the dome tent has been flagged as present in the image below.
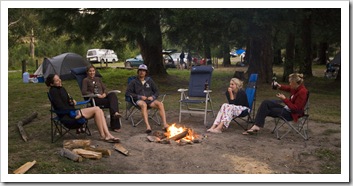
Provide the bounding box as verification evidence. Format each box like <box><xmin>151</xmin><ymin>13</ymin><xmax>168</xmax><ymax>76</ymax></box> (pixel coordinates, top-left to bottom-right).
<box><xmin>34</xmin><ymin>53</ymin><xmax>90</xmax><ymax>80</ymax></box>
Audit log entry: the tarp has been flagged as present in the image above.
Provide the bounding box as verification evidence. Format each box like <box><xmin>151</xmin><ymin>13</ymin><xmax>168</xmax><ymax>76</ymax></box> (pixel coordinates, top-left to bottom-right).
<box><xmin>34</xmin><ymin>53</ymin><xmax>90</xmax><ymax>80</ymax></box>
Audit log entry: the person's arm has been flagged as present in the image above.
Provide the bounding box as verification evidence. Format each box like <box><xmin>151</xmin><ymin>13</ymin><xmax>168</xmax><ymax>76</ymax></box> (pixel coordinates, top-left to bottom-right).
<box><xmin>97</xmin><ymin>78</ymin><xmax>106</xmax><ymax>98</ymax></box>
<box><xmin>282</xmin><ymin>89</ymin><xmax>308</xmax><ymax>113</ymax></box>
<box><xmin>81</xmin><ymin>78</ymin><xmax>91</xmax><ymax>95</ymax></box>
<box><xmin>49</xmin><ymin>87</ymin><xmax>71</xmax><ymax>110</ymax></box>
<box><xmin>126</xmin><ymin>79</ymin><xmax>139</xmax><ymax>100</ymax></box>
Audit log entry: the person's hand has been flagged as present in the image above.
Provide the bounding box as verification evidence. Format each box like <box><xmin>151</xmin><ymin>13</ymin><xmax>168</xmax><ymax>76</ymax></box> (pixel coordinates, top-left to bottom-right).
<box><xmin>274</xmin><ymin>81</ymin><xmax>281</xmax><ymax>88</ymax></box>
<box><xmin>141</xmin><ymin>96</ymin><xmax>147</xmax><ymax>100</ymax></box>
<box><xmin>276</xmin><ymin>93</ymin><xmax>286</xmax><ymax>100</ymax></box>
<box><xmin>227</xmin><ymin>87</ymin><xmax>232</xmax><ymax>93</ymax></box>
<box><xmin>147</xmin><ymin>96</ymin><xmax>153</xmax><ymax>101</ymax></box>
<box><xmin>98</xmin><ymin>93</ymin><xmax>106</xmax><ymax>99</ymax></box>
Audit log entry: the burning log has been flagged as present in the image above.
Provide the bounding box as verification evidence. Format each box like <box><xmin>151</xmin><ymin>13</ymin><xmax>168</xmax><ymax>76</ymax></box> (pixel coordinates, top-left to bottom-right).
<box><xmin>168</xmin><ymin>129</ymin><xmax>189</xmax><ymax>141</ymax></box>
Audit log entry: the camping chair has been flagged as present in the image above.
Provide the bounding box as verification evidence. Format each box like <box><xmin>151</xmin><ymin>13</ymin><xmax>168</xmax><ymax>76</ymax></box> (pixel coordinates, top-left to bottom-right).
<box><xmin>271</xmin><ymin>92</ymin><xmax>310</xmax><ymax>140</ymax></box>
<box><xmin>232</xmin><ymin>73</ymin><xmax>258</xmax><ymax>130</ymax></box>
<box><xmin>124</xmin><ymin>76</ymin><xmax>166</xmax><ymax>127</ymax></box>
<box><xmin>178</xmin><ymin>65</ymin><xmax>215</xmax><ymax>126</ymax></box>
<box><xmin>70</xmin><ymin>67</ymin><xmax>122</xmax><ymax>125</ymax></box>
<box><xmin>48</xmin><ymin>92</ymin><xmax>91</xmax><ymax>143</ymax></box>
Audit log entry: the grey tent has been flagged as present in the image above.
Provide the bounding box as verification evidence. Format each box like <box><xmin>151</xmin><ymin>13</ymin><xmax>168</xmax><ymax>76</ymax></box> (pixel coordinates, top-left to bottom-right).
<box><xmin>34</xmin><ymin>52</ymin><xmax>90</xmax><ymax>80</ymax></box>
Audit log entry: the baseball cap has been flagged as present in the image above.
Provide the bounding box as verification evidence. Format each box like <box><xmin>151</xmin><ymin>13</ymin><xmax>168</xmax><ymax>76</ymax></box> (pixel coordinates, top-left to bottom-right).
<box><xmin>138</xmin><ymin>64</ymin><xmax>148</xmax><ymax>71</ymax></box>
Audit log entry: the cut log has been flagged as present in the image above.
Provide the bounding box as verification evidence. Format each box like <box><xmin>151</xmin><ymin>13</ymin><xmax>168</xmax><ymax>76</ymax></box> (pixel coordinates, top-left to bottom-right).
<box><xmin>84</xmin><ymin>147</ymin><xmax>111</xmax><ymax>156</ymax></box>
<box><xmin>59</xmin><ymin>148</ymin><xmax>83</xmax><ymax>162</ymax></box>
<box><xmin>72</xmin><ymin>148</ymin><xmax>102</xmax><ymax>160</ymax></box>
<box><xmin>13</xmin><ymin>160</ymin><xmax>36</xmax><ymax>174</ymax></box>
<box><xmin>63</xmin><ymin>139</ymin><xmax>91</xmax><ymax>149</ymax></box>
<box><xmin>168</xmin><ymin>129</ymin><xmax>189</xmax><ymax>141</ymax></box>
<box><xmin>17</xmin><ymin>112</ymin><xmax>38</xmax><ymax>142</ymax></box>
<box><xmin>113</xmin><ymin>143</ymin><xmax>129</xmax><ymax>156</ymax></box>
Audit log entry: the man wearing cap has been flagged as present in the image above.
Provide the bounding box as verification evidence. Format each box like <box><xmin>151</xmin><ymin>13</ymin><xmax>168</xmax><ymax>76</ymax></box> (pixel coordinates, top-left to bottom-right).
<box><xmin>126</xmin><ymin>64</ymin><xmax>169</xmax><ymax>133</ymax></box>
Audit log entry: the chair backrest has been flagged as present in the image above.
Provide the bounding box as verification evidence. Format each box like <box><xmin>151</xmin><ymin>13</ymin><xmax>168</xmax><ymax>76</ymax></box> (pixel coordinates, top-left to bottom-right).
<box><xmin>71</xmin><ymin>67</ymin><xmax>102</xmax><ymax>91</ymax></box>
<box><xmin>188</xmin><ymin>65</ymin><xmax>214</xmax><ymax>97</ymax></box>
<box><xmin>245</xmin><ymin>73</ymin><xmax>258</xmax><ymax>110</ymax></box>
<box><xmin>125</xmin><ymin>76</ymin><xmax>137</xmax><ymax>102</ymax></box>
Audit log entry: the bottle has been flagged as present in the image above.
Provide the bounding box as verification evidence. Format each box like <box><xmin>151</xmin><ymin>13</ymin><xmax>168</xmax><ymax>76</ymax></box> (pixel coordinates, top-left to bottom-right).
<box><xmin>272</xmin><ymin>73</ymin><xmax>277</xmax><ymax>90</ymax></box>
<box><xmin>204</xmin><ymin>80</ymin><xmax>209</xmax><ymax>90</ymax></box>
<box><xmin>68</xmin><ymin>93</ymin><xmax>74</xmax><ymax>106</ymax></box>
<box><xmin>23</xmin><ymin>72</ymin><xmax>29</xmax><ymax>83</ymax></box>
<box><xmin>93</xmin><ymin>81</ymin><xmax>99</xmax><ymax>94</ymax></box>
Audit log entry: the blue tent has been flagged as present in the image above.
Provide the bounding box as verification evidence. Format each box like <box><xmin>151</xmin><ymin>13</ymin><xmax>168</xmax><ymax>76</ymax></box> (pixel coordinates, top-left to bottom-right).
<box><xmin>236</xmin><ymin>49</ymin><xmax>246</xmax><ymax>55</ymax></box>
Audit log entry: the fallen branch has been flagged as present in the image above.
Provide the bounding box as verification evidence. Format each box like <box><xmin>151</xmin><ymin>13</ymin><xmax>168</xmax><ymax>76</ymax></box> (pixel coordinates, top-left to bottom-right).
<box><xmin>17</xmin><ymin>112</ymin><xmax>38</xmax><ymax>142</ymax></box>
<box><xmin>13</xmin><ymin>160</ymin><xmax>36</xmax><ymax>174</ymax></box>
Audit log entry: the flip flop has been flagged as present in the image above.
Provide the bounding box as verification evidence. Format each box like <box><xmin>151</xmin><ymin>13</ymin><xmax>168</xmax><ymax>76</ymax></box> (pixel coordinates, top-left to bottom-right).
<box><xmin>242</xmin><ymin>129</ymin><xmax>258</xmax><ymax>135</ymax></box>
<box><xmin>105</xmin><ymin>138</ymin><xmax>120</xmax><ymax>143</ymax></box>
<box><xmin>146</xmin><ymin>129</ymin><xmax>152</xmax><ymax>134</ymax></box>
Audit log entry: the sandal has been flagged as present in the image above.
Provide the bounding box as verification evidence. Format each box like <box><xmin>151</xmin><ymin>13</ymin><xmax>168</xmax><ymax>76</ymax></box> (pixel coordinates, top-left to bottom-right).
<box><xmin>113</xmin><ymin>112</ymin><xmax>122</xmax><ymax>119</ymax></box>
<box><xmin>104</xmin><ymin>137</ymin><xmax>120</xmax><ymax>143</ymax></box>
<box><xmin>242</xmin><ymin>129</ymin><xmax>259</xmax><ymax>135</ymax></box>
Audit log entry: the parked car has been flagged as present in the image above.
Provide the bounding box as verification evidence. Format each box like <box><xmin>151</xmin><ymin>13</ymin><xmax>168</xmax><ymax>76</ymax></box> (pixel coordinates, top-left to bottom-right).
<box><xmin>125</xmin><ymin>54</ymin><xmax>143</xmax><ymax>68</ymax></box>
<box><xmin>125</xmin><ymin>52</ymin><xmax>175</xmax><ymax>69</ymax></box>
<box><xmin>86</xmin><ymin>49</ymin><xmax>118</xmax><ymax>63</ymax></box>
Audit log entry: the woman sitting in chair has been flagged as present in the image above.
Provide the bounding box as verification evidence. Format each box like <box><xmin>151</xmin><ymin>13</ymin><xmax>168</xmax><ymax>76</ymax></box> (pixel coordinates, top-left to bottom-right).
<box><xmin>46</xmin><ymin>74</ymin><xmax>120</xmax><ymax>142</ymax></box>
<box><xmin>82</xmin><ymin>65</ymin><xmax>122</xmax><ymax>132</ymax></box>
<box><xmin>207</xmin><ymin>78</ymin><xmax>249</xmax><ymax>133</ymax></box>
<box><xmin>243</xmin><ymin>73</ymin><xmax>308</xmax><ymax>135</ymax></box>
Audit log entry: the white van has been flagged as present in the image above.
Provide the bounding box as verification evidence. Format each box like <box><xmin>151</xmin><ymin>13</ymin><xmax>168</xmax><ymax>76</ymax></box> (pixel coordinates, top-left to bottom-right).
<box><xmin>86</xmin><ymin>49</ymin><xmax>118</xmax><ymax>63</ymax></box>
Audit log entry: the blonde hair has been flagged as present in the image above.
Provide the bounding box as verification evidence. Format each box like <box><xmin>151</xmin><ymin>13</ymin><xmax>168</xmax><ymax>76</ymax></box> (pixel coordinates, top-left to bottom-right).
<box><xmin>230</xmin><ymin>78</ymin><xmax>244</xmax><ymax>89</ymax></box>
<box><xmin>289</xmin><ymin>73</ymin><xmax>304</xmax><ymax>85</ymax></box>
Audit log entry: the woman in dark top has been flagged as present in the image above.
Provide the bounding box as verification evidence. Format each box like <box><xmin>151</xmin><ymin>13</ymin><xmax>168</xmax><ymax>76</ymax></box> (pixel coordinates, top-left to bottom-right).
<box><xmin>207</xmin><ymin>78</ymin><xmax>249</xmax><ymax>133</ymax></box>
<box><xmin>46</xmin><ymin>74</ymin><xmax>120</xmax><ymax>142</ymax></box>
<box><xmin>82</xmin><ymin>65</ymin><xmax>122</xmax><ymax>132</ymax></box>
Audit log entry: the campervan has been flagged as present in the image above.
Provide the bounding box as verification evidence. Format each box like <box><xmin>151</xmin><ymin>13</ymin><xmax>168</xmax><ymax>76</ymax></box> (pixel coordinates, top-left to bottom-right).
<box><xmin>86</xmin><ymin>49</ymin><xmax>118</xmax><ymax>63</ymax></box>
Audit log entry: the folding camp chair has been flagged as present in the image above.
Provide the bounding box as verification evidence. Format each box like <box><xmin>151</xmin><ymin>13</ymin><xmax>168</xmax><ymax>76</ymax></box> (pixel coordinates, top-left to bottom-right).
<box><xmin>232</xmin><ymin>73</ymin><xmax>258</xmax><ymax>130</ymax></box>
<box><xmin>124</xmin><ymin>76</ymin><xmax>166</xmax><ymax>127</ymax></box>
<box><xmin>71</xmin><ymin>67</ymin><xmax>122</xmax><ymax>125</ymax></box>
<box><xmin>178</xmin><ymin>65</ymin><xmax>215</xmax><ymax>126</ymax></box>
<box><xmin>271</xmin><ymin>92</ymin><xmax>310</xmax><ymax>140</ymax></box>
<box><xmin>48</xmin><ymin>92</ymin><xmax>91</xmax><ymax>143</ymax></box>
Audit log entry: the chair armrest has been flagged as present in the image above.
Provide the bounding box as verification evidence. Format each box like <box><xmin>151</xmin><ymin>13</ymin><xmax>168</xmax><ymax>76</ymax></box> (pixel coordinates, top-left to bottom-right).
<box><xmin>178</xmin><ymin>89</ymin><xmax>188</xmax><ymax>92</ymax></box>
<box><xmin>82</xmin><ymin>94</ymin><xmax>98</xmax><ymax>98</ymax></box>
<box><xmin>76</xmin><ymin>100</ymin><xmax>91</xmax><ymax>105</ymax></box>
<box><xmin>108</xmin><ymin>90</ymin><xmax>121</xmax><ymax>94</ymax></box>
<box><xmin>203</xmin><ymin>90</ymin><xmax>212</xmax><ymax>93</ymax></box>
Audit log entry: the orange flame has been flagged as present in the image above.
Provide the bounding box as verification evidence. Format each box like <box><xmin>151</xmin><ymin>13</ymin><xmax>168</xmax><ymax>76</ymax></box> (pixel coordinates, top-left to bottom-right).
<box><xmin>166</xmin><ymin>123</ymin><xmax>197</xmax><ymax>142</ymax></box>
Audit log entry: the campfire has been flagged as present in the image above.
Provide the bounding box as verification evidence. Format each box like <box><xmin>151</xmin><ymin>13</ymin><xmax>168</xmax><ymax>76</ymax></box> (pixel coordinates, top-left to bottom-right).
<box><xmin>147</xmin><ymin>123</ymin><xmax>202</xmax><ymax>145</ymax></box>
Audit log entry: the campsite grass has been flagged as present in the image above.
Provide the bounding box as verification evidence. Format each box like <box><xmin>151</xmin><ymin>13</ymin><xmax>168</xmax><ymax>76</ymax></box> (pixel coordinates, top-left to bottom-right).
<box><xmin>7</xmin><ymin>65</ymin><xmax>341</xmax><ymax>174</ymax></box>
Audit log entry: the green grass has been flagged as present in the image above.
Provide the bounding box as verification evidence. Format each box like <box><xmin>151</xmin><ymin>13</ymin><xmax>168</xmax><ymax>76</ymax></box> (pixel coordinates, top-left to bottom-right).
<box><xmin>7</xmin><ymin>65</ymin><xmax>341</xmax><ymax>174</ymax></box>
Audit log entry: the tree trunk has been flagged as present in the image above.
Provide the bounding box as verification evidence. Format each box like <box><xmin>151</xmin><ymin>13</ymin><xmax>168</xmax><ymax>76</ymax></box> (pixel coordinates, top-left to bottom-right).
<box><xmin>283</xmin><ymin>32</ymin><xmax>295</xmax><ymax>82</ymax></box>
<box><xmin>318</xmin><ymin>42</ymin><xmax>328</xmax><ymax>65</ymax></box>
<box><xmin>222</xmin><ymin>42</ymin><xmax>231</xmax><ymax>67</ymax></box>
<box><xmin>136</xmin><ymin>11</ymin><xmax>166</xmax><ymax>76</ymax></box>
<box><xmin>300</xmin><ymin>10</ymin><xmax>313</xmax><ymax>77</ymax></box>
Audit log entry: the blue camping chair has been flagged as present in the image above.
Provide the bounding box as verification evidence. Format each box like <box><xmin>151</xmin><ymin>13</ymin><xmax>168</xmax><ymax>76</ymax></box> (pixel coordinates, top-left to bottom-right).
<box><xmin>178</xmin><ymin>65</ymin><xmax>215</xmax><ymax>126</ymax></box>
<box><xmin>232</xmin><ymin>73</ymin><xmax>258</xmax><ymax>130</ymax></box>
<box><xmin>47</xmin><ymin>92</ymin><xmax>91</xmax><ymax>143</ymax></box>
<box><xmin>125</xmin><ymin>76</ymin><xmax>166</xmax><ymax>127</ymax></box>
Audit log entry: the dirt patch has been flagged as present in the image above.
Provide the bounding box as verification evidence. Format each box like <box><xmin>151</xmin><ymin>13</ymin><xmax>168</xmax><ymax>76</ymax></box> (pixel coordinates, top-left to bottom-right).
<box><xmin>83</xmin><ymin>111</ymin><xmax>341</xmax><ymax>174</ymax></box>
